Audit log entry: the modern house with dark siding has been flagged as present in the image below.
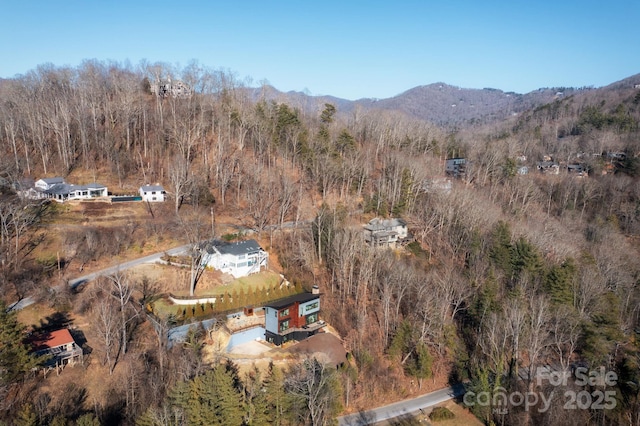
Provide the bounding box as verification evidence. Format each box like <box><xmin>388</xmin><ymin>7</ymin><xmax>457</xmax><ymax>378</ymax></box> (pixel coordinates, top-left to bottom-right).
<box><xmin>264</xmin><ymin>289</ymin><xmax>324</xmax><ymax>345</ymax></box>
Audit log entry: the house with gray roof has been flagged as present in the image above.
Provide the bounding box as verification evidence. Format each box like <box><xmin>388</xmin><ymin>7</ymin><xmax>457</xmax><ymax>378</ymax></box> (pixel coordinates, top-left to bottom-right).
<box><xmin>139</xmin><ymin>184</ymin><xmax>166</xmax><ymax>202</ymax></box>
<box><xmin>45</xmin><ymin>182</ymin><xmax>108</xmax><ymax>202</ymax></box>
<box><xmin>201</xmin><ymin>239</ymin><xmax>268</xmax><ymax>278</ymax></box>
<box><xmin>35</xmin><ymin>177</ymin><xmax>65</xmax><ymax>192</ymax></box>
<box><xmin>364</xmin><ymin>218</ymin><xmax>409</xmax><ymax>248</ymax></box>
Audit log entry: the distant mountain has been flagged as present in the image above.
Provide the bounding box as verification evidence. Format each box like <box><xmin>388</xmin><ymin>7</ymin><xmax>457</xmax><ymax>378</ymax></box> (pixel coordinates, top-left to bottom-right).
<box><xmin>363</xmin><ymin>83</ymin><xmax>580</xmax><ymax>127</ymax></box>
<box><xmin>251</xmin><ymin>83</ymin><xmax>586</xmax><ymax>128</ymax></box>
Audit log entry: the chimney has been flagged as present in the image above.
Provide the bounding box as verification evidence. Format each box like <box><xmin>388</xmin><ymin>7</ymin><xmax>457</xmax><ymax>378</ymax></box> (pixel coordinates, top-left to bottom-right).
<box><xmin>312</xmin><ymin>285</ymin><xmax>320</xmax><ymax>295</ymax></box>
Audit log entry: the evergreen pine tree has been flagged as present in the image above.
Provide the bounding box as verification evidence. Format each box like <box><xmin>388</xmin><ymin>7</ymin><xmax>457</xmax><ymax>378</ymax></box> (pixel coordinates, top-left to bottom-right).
<box><xmin>0</xmin><ymin>300</ymin><xmax>40</xmax><ymax>387</ymax></box>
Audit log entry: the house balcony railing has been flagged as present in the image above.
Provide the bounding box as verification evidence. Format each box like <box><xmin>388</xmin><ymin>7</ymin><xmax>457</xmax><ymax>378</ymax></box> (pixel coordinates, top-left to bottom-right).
<box><xmin>278</xmin><ymin>320</ymin><xmax>326</xmax><ymax>336</ymax></box>
<box><xmin>40</xmin><ymin>347</ymin><xmax>83</xmax><ymax>365</ymax></box>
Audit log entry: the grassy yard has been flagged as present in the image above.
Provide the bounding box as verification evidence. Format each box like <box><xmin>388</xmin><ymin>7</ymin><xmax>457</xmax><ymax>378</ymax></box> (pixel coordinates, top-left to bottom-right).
<box><xmin>152</xmin><ymin>270</ymin><xmax>300</xmax><ymax>320</ymax></box>
<box><xmin>170</xmin><ymin>270</ymin><xmax>282</xmax><ymax>298</ymax></box>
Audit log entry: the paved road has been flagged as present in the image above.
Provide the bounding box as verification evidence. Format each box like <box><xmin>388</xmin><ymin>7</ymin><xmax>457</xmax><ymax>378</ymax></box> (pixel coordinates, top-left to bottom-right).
<box><xmin>8</xmin><ymin>243</ymin><xmax>192</xmax><ymax>311</ymax></box>
<box><xmin>338</xmin><ymin>383</ymin><xmax>466</xmax><ymax>426</ymax></box>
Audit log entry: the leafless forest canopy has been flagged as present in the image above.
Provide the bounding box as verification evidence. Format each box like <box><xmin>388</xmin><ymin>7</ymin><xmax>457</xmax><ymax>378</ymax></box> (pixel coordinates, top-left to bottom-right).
<box><xmin>1</xmin><ymin>60</ymin><xmax>640</xmax><ymax>425</ymax></box>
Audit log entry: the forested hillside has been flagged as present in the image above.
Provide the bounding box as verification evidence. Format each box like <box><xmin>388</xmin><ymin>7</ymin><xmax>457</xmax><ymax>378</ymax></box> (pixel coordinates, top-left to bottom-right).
<box><xmin>1</xmin><ymin>61</ymin><xmax>639</xmax><ymax>425</ymax></box>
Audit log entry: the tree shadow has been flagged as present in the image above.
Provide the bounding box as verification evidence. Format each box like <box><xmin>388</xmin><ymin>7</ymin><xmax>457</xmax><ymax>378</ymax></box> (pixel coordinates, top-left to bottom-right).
<box><xmin>53</xmin><ymin>383</ymin><xmax>88</xmax><ymax>421</ymax></box>
<box><xmin>69</xmin><ymin>329</ymin><xmax>92</xmax><ymax>355</ymax></box>
<box><xmin>387</xmin><ymin>413</ymin><xmax>421</xmax><ymax>425</ymax></box>
<box><xmin>31</xmin><ymin>311</ymin><xmax>74</xmax><ymax>333</ymax></box>
<box><xmin>342</xmin><ymin>410</ymin><xmax>378</xmax><ymax>425</ymax></box>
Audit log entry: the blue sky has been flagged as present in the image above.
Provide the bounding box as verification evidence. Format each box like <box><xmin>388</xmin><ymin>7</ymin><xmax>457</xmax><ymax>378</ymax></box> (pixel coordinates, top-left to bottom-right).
<box><xmin>1</xmin><ymin>1</ymin><xmax>638</xmax><ymax>100</ymax></box>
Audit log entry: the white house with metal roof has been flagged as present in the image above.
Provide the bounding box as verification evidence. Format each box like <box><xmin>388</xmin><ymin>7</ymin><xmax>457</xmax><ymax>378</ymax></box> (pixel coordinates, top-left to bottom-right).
<box><xmin>45</xmin><ymin>183</ymin><xmax>108</xmax><ymax>202</ymax></box>
<box><xmin>139</xmin><ymin>184</ymin><xmax>166</xmax><ymax>202</ymax></box>
<box><xmin>35</xmin><ymin>177</ymin><xmax>65</xmax><ymax>192</ymax></box>
<box><xmin>201</xmin><ymin>239</ymin><xmax>268</xmax><ymax>278</ymax></box>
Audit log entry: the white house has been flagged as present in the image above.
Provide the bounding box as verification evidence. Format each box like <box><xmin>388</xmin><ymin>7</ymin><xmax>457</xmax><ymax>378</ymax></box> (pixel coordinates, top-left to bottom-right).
<box><xmin>364</xmin><ymin>218</ymin><xmax>409</xmax><ymax>248</ymax></box>
<box><xmin>45</xmin><ymin>183</ymin><xmax>108</xmax><ymax>202</ymax></box>
<box><xmin>201</xmin><ymin>239</ymin><xmax>268</xmax><ymax>278</ymax></box>
<box><xmin>139</xmin><ymin>184</ymin><xmax>166</xmax><ymax>202</ymax></box>
<box><xmin>35</xmin><ymin>177</ymin><xmax>65</xmax><ymax>192</ymax></box>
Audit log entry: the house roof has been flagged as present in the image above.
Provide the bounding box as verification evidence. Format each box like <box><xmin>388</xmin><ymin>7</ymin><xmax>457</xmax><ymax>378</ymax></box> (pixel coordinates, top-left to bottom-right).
<box><xmin>84</xmin><ymin>183</ymin><xmax>106</xmax><ymax>189</ymax></box>
<box><xmin>30</xmin><ymin>329</ymin><xmax>75</xmax><ymax>351</ymax></box>
<box><xmin>365</xmin><ymin>218</ymin><xmax>406</xmax><ymax>231</ymax></box>
<box><xmin>264</xmin><ymin>292</ymin><xmax>320</xmax><ymax>310</ymax></box>
<box><xmin>45</xmin><ymin>183</ymin><xmax>106</xmax><ymax>195</ymax></box>
<box><xmin>207</xmin><ymin>239</ymin><xmax>263</xmax><ymax>256</ymax></box>
<box><xmin>140</xmin><ymin>184</ymin><xmax>165</xmax><ymax>192</ymax></box>
<box><xmin>45</xmin><ymin>183</ymin><xmax>72</xmax><ymax>195</ymax></box>
<box><xmin>38</xmin><ymin>177</ymin><xmax>65</xmax><ymax>184</ymax></box>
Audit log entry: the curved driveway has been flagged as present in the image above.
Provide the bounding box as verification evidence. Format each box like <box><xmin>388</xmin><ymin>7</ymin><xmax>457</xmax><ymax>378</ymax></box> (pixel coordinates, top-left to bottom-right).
<box><xmin>338</xmin><ymin>383</ymin><xmax>465</xmax><ymax>425</ymax></box>
<box><xmin>9</xmin><ymin>243</ymin><xmax>191</xmax><ymax>311</ymax></box>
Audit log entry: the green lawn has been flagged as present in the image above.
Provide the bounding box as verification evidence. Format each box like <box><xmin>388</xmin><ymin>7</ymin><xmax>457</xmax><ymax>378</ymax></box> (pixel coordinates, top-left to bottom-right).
<box><xmin>152</xmin><ymin>270</ymin><xmax>301</xmax><ymax>321</ymax></box>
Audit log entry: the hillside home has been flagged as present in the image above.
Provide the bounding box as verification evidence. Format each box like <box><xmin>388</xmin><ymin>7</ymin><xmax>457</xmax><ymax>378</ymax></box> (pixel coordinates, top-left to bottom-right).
<box><xmin>35</xmin><ymin>177</ymin><xmax>65</xmax><ymax>191</ymax></box>
<box><xmin>45</xmin><ymin>183</ymin><xmax>108</xmax><ymax>202</ymax></box>
<box><xmin>139</xmin><ymin>184</ymin><xmax>166</xmax><ymax>202</ymax></box>
<box><xmin>201</xmin><ymin>239</ymin><xmax>268</xmax><ymax>278</ymax></box>
<box><xmin>264</xmin><ymin>289</ymin><xmax>324</xmax><ymax>345</ymax></box>
<box><xmin>150</xmin><ymin>79</ymin><xmax>192</xmax><ymax>98</ymax></box>
<box><xmin>30</xmin><ymin>329</ymin><xmax>83</xmax><ymax>368</ymax></box>
<box><xmin>537</xmin><ymin>161</ymin><xmax>559</xmax><ymax>175</ymax></box>
<box><xmin>567</xmin><ymin>163</ymin><xmax>587</xmax><ymax>177</ymax></box>
<box><xmin>364</xmin><ymin>218</ymin><xmax>409</xmax><ymax>248</ymax></box>
<box><xmin>445</xmin><ymin>157</ymin><xmax>468</xmax><ymax>178</ymax></box>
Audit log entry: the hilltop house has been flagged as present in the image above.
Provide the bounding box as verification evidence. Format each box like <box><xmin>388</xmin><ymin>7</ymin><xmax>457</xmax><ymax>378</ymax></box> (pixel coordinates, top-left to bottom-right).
<box><xmin>150</xmin><ymin>79</ymin><xmax>192</xmax><ymax>98</ymax></box>
<box><xmin>139</xmin><ymin>184</ymin><xmax>166</xmax><ymax>202</ymax></box>
<box><xmin>445</xmin><ymin>157</ymin><xmax>468</xmax><ymax>178</ymax></box>
<box><xmin>364</xmin><ymin>218</ymin><xmax>409</xmax><ymax>248</ymax></box>
<box><xmin>201</xmin><ymin>239</ymin><xmax>268</xmax><ymax>278</ymax></box>
<box><xmin>264</xmin><ymin>288</ymin><xmax>325</xmax><ymax>345</ymax></box>
<box><xmin>45</xmin><ymin>183</ymin><xmax>108</xmax><ymax>202</ymax></box>
<box><xmin>30</xmin><ymin>329</ymin><xmax>83</xmax><ymax>369</ymax></box>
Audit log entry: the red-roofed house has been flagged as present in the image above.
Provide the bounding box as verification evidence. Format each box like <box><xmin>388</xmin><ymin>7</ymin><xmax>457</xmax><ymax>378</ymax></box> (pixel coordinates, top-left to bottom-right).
<box><xmin>30</xmin><ymin>329</ymin><xmax>83</xmax><ymax>368</ymax></box>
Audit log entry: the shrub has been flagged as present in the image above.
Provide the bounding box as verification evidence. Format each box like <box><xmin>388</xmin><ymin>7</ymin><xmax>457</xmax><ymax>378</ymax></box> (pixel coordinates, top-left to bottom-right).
<box><xmin>429</xmin><ymin>406</ymin><xmax>454</xmax><ymax>421</ymax></box>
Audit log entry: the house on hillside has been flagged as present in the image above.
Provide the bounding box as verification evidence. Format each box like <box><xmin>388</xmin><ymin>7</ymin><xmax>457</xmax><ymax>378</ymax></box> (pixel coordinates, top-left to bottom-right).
<box><xmin>150</xmin><ymin>79</ymin><xmax>192</xmax><ymax>98</ymax></box>
<box><xmin>264</xmin><ymin>288</ymin><xmax>325</xmax><ymax>345</ymax></box>
<box><xmin>201</xmin><ymin>239</ymin><xmax>268</xmax><ymax>278</ymax></box>
<box><xmin>30</xmin><ymin>328</ymin><xmax>83</xmax><ymax>369</ymax></box>
<box><xmin>139</xmin><ymin>184</ymin><xmax>166</xmax><ymax>202</ymax></box>
<box><xmin>364</xmin><ymin>218</ymin><xmax>409</xmax><ymax>248</ymax></box>
<box><xmin>45</xmin><ymin>183</ymin><xmax>108</xmax><ymax>202</ymax></box>
<box><xmin>445</xmin><ymin>157</ymin><xmax>468</xmax><ymax>178</ymax></box>
<box><xmin>567</xmin><ymin>163</ymin><xmax>587</xmax><ymax>177</ymax></box>
<box><xmin>35</xmin><ymin>177</ymin><xmax>65</xmax><ymax>191</ymax></box>
<box><xmin>537</xmin><ymin>161</ymin><xmax>559</xmax><ymax>175</ymax></box>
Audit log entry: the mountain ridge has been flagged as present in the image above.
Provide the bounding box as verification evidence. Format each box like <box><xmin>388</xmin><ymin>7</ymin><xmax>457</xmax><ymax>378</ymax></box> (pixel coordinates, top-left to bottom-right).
<box><xmin>254</xmin><ymin>75</ymin><xmax>640</xmax><ymax>127</ymax></box>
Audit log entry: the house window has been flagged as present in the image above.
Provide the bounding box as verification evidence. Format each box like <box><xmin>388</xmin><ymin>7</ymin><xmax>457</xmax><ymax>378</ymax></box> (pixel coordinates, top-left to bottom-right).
<box><xmin>279</xmin><ymin>320</ymin><xmax>289</xmax><ymax>332</ymax></box>
<box><xmin>280</xmin><ymin>308</ymin><xmax>289</xmax><ymax>317</ymax></box>
<box><xmin>305</xmin><ymin>301</ymin><xmax>319</xmax><ymax>312</ymax></box>
<box><xmin>306</xmin><ymin>313</ymin><xmax>318</xmax><ymax>324</ymax></box>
